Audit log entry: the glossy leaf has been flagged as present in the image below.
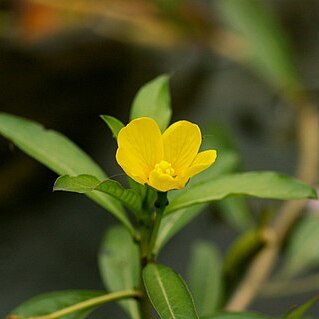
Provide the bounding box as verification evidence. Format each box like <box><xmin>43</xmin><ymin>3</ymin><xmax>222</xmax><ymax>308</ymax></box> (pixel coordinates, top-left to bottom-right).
<box><xmin>188</xmin><ymin>241</ymin><xmax>223</xmax><ymax>316</ymax></box>
<box><xmin>9</xmin><ymin>290</ymin><xmax>104</xmax><ymax>319</ymax></box>
<box><xmin>281</xmin><ymin>215</ymin><xmax>319</xmax><ymax>277</ymax></box>
<box><xmin>202</xmin><ymin>312</ymin><xmax>273</xmax><ymax>319</ymax></box>
<box><xmin>217</xmin><ymin>0</ymin><xmax>301</xmax><ymax>94</ymax></box>
<box><xmin>54</xmin><ymin>175</ymin><xmax>143</xmax><ymax>214</ymax></box>
<box><xmin>100</xmin><ymin>115</ymin><xmax>124</xmax><ymax>139</ymax></box>
<box><xmin>0</xmin><ymin>113</ymin><xmax>132</xmax><ymax>232</ymax></box>
<box><xmin>130</xmin><ymin>74</ymin><xmax>172</xmax><ymax>131</ymax></box>
<box><xmin>166</xmin><ymin>172</ymin><xmax>316</xmax><ymax>214</ymax></box>
<box><xmin>143</xmin><ymin>264</ymin><xmax>199</xmax><ymax>319</ymax></box>
<box><xmin>98</xmin><ymin>226</ymin><xmax>141</xmax><ymax>319</ymax></box>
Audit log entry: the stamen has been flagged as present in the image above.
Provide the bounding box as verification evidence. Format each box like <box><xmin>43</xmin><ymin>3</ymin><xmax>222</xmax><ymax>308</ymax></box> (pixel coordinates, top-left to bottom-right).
<box><xmin>154</xmin><ymin>160</ymin><xmax>175</xmax><ymax>177</ymax></box>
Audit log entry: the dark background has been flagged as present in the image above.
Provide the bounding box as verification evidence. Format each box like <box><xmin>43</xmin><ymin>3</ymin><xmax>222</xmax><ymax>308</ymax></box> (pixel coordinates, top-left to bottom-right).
<box><xmin>1</xmin><ymin>0</ymin><xmax>319</xmax><ymax>317</ymax></box>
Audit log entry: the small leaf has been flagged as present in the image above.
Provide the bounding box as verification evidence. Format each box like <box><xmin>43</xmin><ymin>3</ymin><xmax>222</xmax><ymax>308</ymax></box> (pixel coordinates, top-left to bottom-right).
<box><xmin>281</xmin><ymin>215</ymin><xmax>319</xmax><ymax>277</ymax></box>
<box><xmin>54</xmin><ymin>174</ymin><xmax>100</xmax><ymax>193</ymax></box>
<box><xmin>166</xmin><ymin>172</ymin><xmax>317</xmax><ymax>214</ymax></box>
<box><xmin>154</xmin><ymin>204</ymin><xmax>206</xmax><ymax>254</ymax></box>
<box><xmin>202</xmin><ymin>312</ymin><xmax>273</xmax><ymax>319</ymax></box>
<box><xmin>54</xmin><ymin>175</ymin><xmax>143</xmax><ymax>214</ymax></box>
<box><xmin>130</xmin><ymin>74</ymin><xmax>172</xmax><ymax>132</ymax></box>
<box><xmin>0</xmin><ymin>113</ymin><xmax>132</xmax><ymax>232</ymax></box>
<box><xmin>98</xmin><ymin>226</ymin><xmax>141</xmax><ymax>319</ymax></box>
<box><xmin>143</xmin><ymin>264</ymin><xmax>199</xmax><ymax>319</ymax></box>
<box><xmin>9</xmin><ymin>290</ymin><xmax>104</xmax><ymax>319</ymax></box>
<box><xmin>284</xmin><ymin>295</ymin><xmax>319</xmax><ymax>319</ymax></box>
<box><xmin>96</xmin><ymin>179</ymin><xmax>143</xmax><ymax>214</ymax></box>
<box><xmin>100</xmin><ymin>115</ymin><xmax>124</xmax><ymax>139</ymax></box>
<box><xmin>188</xmin><ymin>241</ymin><xmax>223</xmax><ymax>316</ymax></box>
<box><xmin>217</xmin><ymin>0</ymin><xmax>302</xmax><ymax>94</ymax></box>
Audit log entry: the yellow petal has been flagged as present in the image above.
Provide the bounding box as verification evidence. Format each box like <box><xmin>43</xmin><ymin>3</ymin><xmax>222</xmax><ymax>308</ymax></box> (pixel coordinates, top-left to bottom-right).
<box><xmin>148</xmin><ymin>170</ymin><xmax>187</xmax><ymax>192</ymax></box>
<box><xmin>162</xmin><ymin>120</ymin><xmax>201</xmax><ymax>174</ymax></box>
<box><xmin>116</xmin><ymin>117</ymin><xmax>163</xmax><ymax>183</ymax></box>
<box><xmin>185</xmin><ymin>150</ymin><xmax>217</xmax><ymax>178</ymax></box>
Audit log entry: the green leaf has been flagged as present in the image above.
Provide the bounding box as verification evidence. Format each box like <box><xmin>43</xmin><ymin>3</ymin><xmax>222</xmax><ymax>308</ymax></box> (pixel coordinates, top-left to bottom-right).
<box><xmin>281</xmin><ymin>215</ymin><xmax>319</xmax><ymax>278</ymax></box>
<box><xmin>9</xmin><ymin>290</ymin><xmax>104</xmax><ymax>319</ymax></box>
<box><xmin>188</xmin><ymin>241</ymin><xmax>223</xmax><ymax>316</ymax></box>
<box><xmin>130</xmin><ymin>74</ymin><xmax>172</xmax><ymax>131</ymax></box>
<box><xmin>218</xmin><ymin>197</ymin><xmax>254</xmax><ymax>231</ymax></box>
<box><xmin>166</xmin><ymin>172</ymin><xmax>317</xmax><ymax>214</ymax></box>
<box><xmin>154</xmin><ymin>204</ymin><xmax>206</xmax><ymax>254</ymax></box>
<box><xmin>100</xmin><ymin>115</ymin><xmax>124</xmax><ymax>139</ymax></box>
<box><xmin>223</xmin><ymin>229</ymin><xmax>263</xmax><ymax>281</ymax></box>
<box><xmin>201</xmin><ymin>312</ymin><xmax>273</xmax><ymax>319</ymax></box>
<box><xmin>98</xmin><ymin>226</ymin><xmax>141</xmax><ymax>319</ymax></box>
<box><xmin>217</xmin><ymin>0</ymin><xmax>302</xmax><ymax>94</ymax></box>
<box><xmin>54</xmin><ymin>175</ymin><xmax>143</xmax><ymax>214</ymax></box>
<box><xmin>96</xmin><ymin>179</ymin><xmax>143</xmax><ymax>214</ymax></box>
<box><xmin>0</xmin><ymin>113</ymin><xmax>132</xmax><ymax>233</ymax></box>
<box><xmin>284</xmin><ymin>295</ymin><xmax>319</xmax><ymax>319</ymax></box>
<box><xmin>54</xmin><ymin>174</ymin><xmax>100</xmax><ymax>193</ymax></box>
<box><xmin>143</xmin><ymin>264</ymin><xmax>199</xmax><ymax>319</ymax></box>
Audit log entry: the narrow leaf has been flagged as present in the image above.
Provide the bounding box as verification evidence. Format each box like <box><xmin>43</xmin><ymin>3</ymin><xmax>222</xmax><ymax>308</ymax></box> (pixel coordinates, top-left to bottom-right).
<box><xmin>154</xmin><ymin>204</ymin><xmax>206</xmax><ymax>254</ymax></box>
<box><xmin>223</xmin><ymin>230</ymin><xmax>263</xmax><ymax>281</ymax></box>
<box><xmin>188</xmin><ymin>241</ymin><xmax>223</xmax><ymax>316</ymax></box>
<box><xmin>143</xmin><ymin>264</ymin><xmax>199</xmax><ymax>319</ymax></box>
<box><xmin>54</xmin><ymin>175</ymin><xmax>143</xmax><ymax>214</ymax></box>
<box><xmin>167</xmin><ymin>172</ymin><xmax>317</xmax><ymax>214</ymax></box>
<box><xmin>130</xmin><ymin>74</ymin><xmax>172</xmax><ymax>131</ymax></box>
<box><xmin>98</xmin><ymin>226</ymin><xmax>141</xmax><ymax>319</ymax></box>
<box><xmin>9</xmin><ymin>290</ymin><xmax>104</xmax><ymax>319</ymax></box>
<box><xmin>281</xmin><ymin>215</ymin><xmax>319</xmax><ymax>278</ymax></box>
<box><xmin>0</xmin><ymin>113</ymin><xmax>132</xmax><ymax>232</ymax></box>
<box><xmin>100</xmin><ymin>115</ymin><xmax>124</xmax><ymax>139</ymax></box>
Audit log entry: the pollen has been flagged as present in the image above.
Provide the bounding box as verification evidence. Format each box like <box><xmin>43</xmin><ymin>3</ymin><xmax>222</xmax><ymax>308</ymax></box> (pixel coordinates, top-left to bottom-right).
<box><xmin>154</xmin><ymin>160</ymin><xmax>175</xmax><ymax>176</ymax></box>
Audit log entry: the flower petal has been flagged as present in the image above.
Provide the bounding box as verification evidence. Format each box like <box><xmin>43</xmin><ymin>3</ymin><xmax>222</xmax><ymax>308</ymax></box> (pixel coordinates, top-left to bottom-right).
<box><xmin>148</xmin><ymin>170</ymin><xmax>187</xmax><ymax>192</ymax></box>
<box><xmin>116</xmin><ymin>117</ymin><xmax>163</xmax><ymax>183</ymax></box>
<box><xmin>162</xmin><ymin>120</ymin><xmax>201</xmax><ymax>173</ymax></box>
<box><xmin>185</xmin><ymin>150</ymin><xmax>217</xmax><ymax>178</ymax></box>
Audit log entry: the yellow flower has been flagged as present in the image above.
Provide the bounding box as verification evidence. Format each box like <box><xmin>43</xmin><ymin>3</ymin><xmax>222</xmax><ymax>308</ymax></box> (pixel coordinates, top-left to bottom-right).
<box><xmin>116</xmin><ymin>117</ymin><xmax>217</xmax><ymax>192</ymax></box>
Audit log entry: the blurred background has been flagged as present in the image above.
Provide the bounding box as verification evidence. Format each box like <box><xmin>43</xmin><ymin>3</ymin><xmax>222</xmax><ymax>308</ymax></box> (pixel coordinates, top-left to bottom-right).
<box><xmin>1</xmin><ymin>0</ymin><xmax>319</xmax><ymax>317</ymax></box>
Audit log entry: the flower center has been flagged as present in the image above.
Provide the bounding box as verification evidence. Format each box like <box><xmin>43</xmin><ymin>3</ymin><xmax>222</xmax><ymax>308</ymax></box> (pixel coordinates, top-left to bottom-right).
<box><xmin>154</xmin><ymin>160</ymin><xmax>175</xmax><ymax>177</ymax></box>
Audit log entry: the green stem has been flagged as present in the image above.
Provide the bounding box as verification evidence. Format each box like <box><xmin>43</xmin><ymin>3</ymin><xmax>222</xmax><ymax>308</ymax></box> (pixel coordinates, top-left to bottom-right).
<box><xmin>136</xmin><ymin>191</ymin><xmax>169</xmax><ymax>319</ymax></box>
<box><xmin>10</xmin><ymin>290</ymin><xmax>142</xmax><ymax>319</ymax></box>
<box><xmin>147</xmin><ymin>192</ymin><xmax>168</xmax><ymax>261</ymax></box>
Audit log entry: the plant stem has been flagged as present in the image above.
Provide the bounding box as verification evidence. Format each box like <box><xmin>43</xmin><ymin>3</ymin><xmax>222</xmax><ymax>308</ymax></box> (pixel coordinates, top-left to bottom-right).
<box><xmin>9</xmin><ymin>290</ymin><xmax>142</xmax><ymax>319</ymax></box>
<box><xmin>136</xmin><ymin>191</ymin><xmax>169</xmax><ymax>319</ymax></box>
<box><xmin>147</xmin><ymin>192</ymin><xmax>168</xmax><ymax>261</ymax></box>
